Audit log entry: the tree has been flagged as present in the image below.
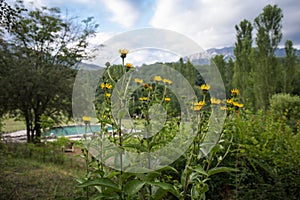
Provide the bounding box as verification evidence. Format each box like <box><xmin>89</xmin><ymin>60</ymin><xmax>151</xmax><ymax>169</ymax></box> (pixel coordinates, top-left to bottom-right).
<box><xmin>0</xmin><ymin>2</ymin><xmax>98</xmax><ymax>142</ymax></box>
<box><xmin>0</xmin><ymin>0</ymin><xmax>26</xmax><ymax>33</ymax></box>
<box><xmin>282</xmin><ymin>40</ymin><xmax>298</xmax><ymax>93</ymax></box>
<box><xmin>227</xmin><ymin>57</ymin><xmax>234</xmax><ymax>91</ymax></box>
<box><xmin>253</xmin><ymin>4</ymin><xmax>283</xmax><ymax>110</ymax></box>
<box><xmin>233</xmin><ymin>19</ymin><xmax>253</xmax><ymax>104</ymax></box>
<box><xmin>211</xmin><ymin>55</ymin><xmax>232</xmax><ymax>97</ymax></box>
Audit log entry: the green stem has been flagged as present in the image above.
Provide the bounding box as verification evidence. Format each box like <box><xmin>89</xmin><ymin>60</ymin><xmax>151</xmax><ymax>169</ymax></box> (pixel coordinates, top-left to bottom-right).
<box><xmin>183</xmin><ymin>153</ymin><xmax>193</xmax><ymax>199</ymax></box>
<box><xmin>106</xmin><ymin>66</ymin><xmax>116</xmax><ymax>84</ymax></box>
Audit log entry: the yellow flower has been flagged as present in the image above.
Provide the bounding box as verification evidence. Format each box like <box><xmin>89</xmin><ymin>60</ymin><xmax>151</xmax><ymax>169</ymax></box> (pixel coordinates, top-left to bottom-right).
<box><xmin>211</xmin><ymin>97</ymin><xmax>221</xmax><ymax>105</ymax></box>
<box><xmin>163</xmin><ymin>79</ymin><xmax>172</xmax><ymax>85</ymax></box>
<box><xmin>139</xmin><ymin>97</ymin><xmax>148</xmax><ymax>101</ymax></box>
<box><xmin>105</xmin><ymin>93</ymin><xmax>111</xmax><ymax>98</ymax></box>
<box><xmin>143</xmin><ymin>83</ymin><xmax>152</xmax><ymax>90</ymax></box>
<box><xmin>101</xmin><ymin>83</ymin><xmax>113</xmax><ymax>89</ymax></box>
<box><xmin>82</xmin><ymin>116</ymin><xmax>91</xmax><ymax>122</ymax></box>
<box><xmin>220</xmin><ymin>106</ymin><xmax>228</xmax><ymax>111</ymax></box>
<box><xmin>232</xmin><ymin>102</ymin><xmax>244</xmax><ymax>108</ymax></box>
<box><xmin>193</xmin><ymin>100</ymin><xmax>205</xmax><ymax>111</ymax></box>
<box><xmin>153</xmin><ymin>76</ymin><xmax>162</xmax><ymax>82</ymax></box>
<box><xmin>164</xmin><ymin>97</ymin><xmax>171</xmax><ymax>102</ymax></box>
<box><xmin>119</xmin><ymin>49</ymin><xmax>129</xmax><ymax>58</ymax></box>
<box><xmin>226</xmin><ymin>99</ymin><xmax>234</xmax><ymax>105</ymax></box>
<box><xmin>200</xmin><ymin>84</ymin><xmax>210</xmax><ymax>92</ymax></box>
<box><xmin>193</xmin><ymin>105</ymin><xmax>203</xmax><ymax>111</ymax></box>
<box><xmin>134</xmin><ymin>78</ymin><xmax>143</xmax><ymax>84</ymax></box>
<box><xmin>105</xmin><ymin>83</ymin><xmax>112</xmax><ymax>89</ymax></box>
<box><xmin>231</xmin><ymin>89</ymin><xmax>239</xmax><ymax>96</ymax></box>
<box><xmin>126</xmin><ymin>63</ymin><xmax>134</xmax><ymax>69</ymax></box>
<box><xmin>100</xmin><ymin>83</ymin><xmax>105</xmax><ymax>89</ymax></box>
<box><xmin>194</xmin><ymin>100</ymin><xmax>205</xmax><ymax>106</ymax></box>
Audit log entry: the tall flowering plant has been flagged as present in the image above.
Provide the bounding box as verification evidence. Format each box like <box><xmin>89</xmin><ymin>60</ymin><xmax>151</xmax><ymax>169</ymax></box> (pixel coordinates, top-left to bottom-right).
<box><xmin>77</xmin><ymin>49</ymin><xmax>240</xmax><ymax>199</ymax></box>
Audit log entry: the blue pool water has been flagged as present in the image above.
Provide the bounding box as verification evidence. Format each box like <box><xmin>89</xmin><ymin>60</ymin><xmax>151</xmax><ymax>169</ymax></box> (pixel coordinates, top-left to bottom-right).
<box><xmin>44</xmin><ymin>125</ymin><xmax>102</xmax><ymax>136</ymax></box>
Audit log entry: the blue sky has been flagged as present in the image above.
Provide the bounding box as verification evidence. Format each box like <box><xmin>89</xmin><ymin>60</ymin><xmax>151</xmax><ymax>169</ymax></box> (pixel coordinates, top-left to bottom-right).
<box><xmin>26</xmin><ymin>0</ymin><xmax>300</xmax><ymax>51</ymax></box>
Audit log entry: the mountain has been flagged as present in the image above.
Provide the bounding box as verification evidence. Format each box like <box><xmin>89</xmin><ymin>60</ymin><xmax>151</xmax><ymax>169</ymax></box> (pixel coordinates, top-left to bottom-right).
<box><xmin>206</xmin><ymin>47</ymin><xmax>236</xmax><ymax>61</ymax></box>
<box><xmin>205</xmin><ymin>46</ymin><xmax>300</xmax><ymax>61</ymax></box>
<box><xmin>74</xmin><ymin>62</ymin><xmax>103</xmax><ymax>70</ymax></box>
<box><xmin>77</xmin><ymin>47</ymin><xmax>300</xmax><ymax>68</ymax></box>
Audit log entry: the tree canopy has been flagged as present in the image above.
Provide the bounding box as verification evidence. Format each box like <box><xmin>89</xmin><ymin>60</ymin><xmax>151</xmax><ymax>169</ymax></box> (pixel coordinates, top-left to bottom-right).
<box><xmin>0</xmin><ymin>1</ymin><xmax>99</xmax><ymax>142</ymax></box>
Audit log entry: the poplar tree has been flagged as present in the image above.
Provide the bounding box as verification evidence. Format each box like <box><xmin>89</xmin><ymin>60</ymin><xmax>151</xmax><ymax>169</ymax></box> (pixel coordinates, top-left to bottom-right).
<box><xmin>282</xmin><ymin>40</ymin><xmax>298</xmax><ymax>93</ymax></box>
<box><xmin>233</xmin><ymin>19</ymin><xmax>253</xmax><ymax>103</ymax></box>
<box><xmin>253</xmin><ymin>4</ymin><xmax>283</xmax><ymax>110</ymax></box>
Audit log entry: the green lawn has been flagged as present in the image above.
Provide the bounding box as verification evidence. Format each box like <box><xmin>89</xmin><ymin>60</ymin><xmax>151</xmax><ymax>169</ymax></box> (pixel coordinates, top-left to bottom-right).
<box><xmin>2</xmin><ymin>118</ymin><xmax>26</xmax><ymax>133</ymax></box>
<box><xmin>0</xmin><ymin>143</ymin><xmax>86</xmax><ymax>199</ymax></box>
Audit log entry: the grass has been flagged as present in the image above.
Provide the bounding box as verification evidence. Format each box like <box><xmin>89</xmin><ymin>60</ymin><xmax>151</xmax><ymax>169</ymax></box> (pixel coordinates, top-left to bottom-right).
<box><xmin>0</xmin><ymin>142</ymin><xmax>86</xmax><ymax>200</ymax></box>
<box><xmin>2</xmin><ymin>118</ymin><xmax>26</xmax><ymax>133</ymax></box>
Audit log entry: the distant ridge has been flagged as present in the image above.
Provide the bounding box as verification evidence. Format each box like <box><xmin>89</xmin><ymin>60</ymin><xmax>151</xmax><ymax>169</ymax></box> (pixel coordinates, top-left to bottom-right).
<box><xmin>77</xmin><ymin>47</ymin><xmax>300</xmax><ymax>68</ymax></box>
<box><xmin>206</xmin><ymin>46</ymin><xmax>300</xmax><ymax>61</ymax></box>
<box><xmin>74</xmin><ymin>62</ymin><xmax>103</xmax><ymax>70</ymax></box>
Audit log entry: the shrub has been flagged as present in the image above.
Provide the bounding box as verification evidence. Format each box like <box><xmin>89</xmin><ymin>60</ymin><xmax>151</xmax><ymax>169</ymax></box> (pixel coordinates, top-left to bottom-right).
<box><xmin>270</xmin><ymin>93</ymin><xmax>300</xmax><ymax>132</ymax></box>
<box><xmin>208</xmin><ymin>110</ymin><xmax>300</xmax><ymax>199</ymax></box>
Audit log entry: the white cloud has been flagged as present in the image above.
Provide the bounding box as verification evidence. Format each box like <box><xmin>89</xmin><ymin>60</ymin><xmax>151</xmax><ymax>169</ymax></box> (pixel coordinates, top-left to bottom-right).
<box><xmin>20</xmin><ymin>0</ymin><xmax>300</xmax><ymax>49</ymax></box>
<box><xmin>150</xmin><ymin>0</ymin><xmax>299</xmax><ymax>49</ymax></box>
<box><xmin>89</xmin><ymin>31</ymin><xmax>117</xmax><ymax>45</ymax></box>
<box><xmin>100</xmin><ymin>0</ymin><xmax>140</xmax><ymax>28</ymax></box>
<box><xmin>122</xmin><ymin>49</ymin><xmax>180</xmax><ymax>66</ymax></box>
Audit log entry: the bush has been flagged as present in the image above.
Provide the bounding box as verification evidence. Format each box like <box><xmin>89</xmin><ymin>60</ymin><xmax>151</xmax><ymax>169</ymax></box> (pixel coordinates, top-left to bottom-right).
<box><xmin>270</xmin><ymin>93</ymin><xmax>300</xmax><ymax>132</ymax></box>
<box><xmin>207</xmin><ymin>110</ymin><xmax>300</xmax><ymax>200</ymax></box>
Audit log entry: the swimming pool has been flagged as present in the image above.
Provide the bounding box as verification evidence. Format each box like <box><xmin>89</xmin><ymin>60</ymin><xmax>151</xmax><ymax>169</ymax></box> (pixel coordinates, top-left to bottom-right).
<box><xmin>44</xmin><ymin>125</ymin><xmax>102</xmax><ymax>136</ymax></box>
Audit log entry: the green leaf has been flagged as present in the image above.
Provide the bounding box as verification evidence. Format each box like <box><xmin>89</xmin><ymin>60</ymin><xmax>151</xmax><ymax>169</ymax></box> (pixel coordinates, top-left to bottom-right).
<box><xmin>189</xmin><ymin>166</ymin><xmax>208</xmax><ymax>176</ymax></box>
<box><xmin>124</xmin><ymin>167</ymin><xmax>153</xmax><ymax>173</ymax></box>
<box><xmin>146</xmin><ymin>181</ymin><xmax>180</xmax><ymax>198</ymax></box>
<box><xmin>91</xmin><ymin>193</ymin><xmax>120</xmax><ymax>200</ymax></box>
<box><xmin>78</xmin><ymin>178</ymin><xmax>120</xmax><ymax>191</ymax></box>
<box><xmin>123</xmin><ymin>143</ymin><xmax>148</xmax><ymax>152</ymax></box>
<box><xmin>181</xmin><ymin>167</ymin><xmax>188</xmax><ymax>187</ymax></box>
<box><xmin>152</xmin><ymin>187</ymin><xmax>168</xmax><ymax>199</ymax></box>
<box><xmin>75</xmin><ymin>178</ymin><xmax>87</xmax><ymax>184</ymax></box>
<box><xmin>136</xmin><ymin>171</ymin><xmax>160</xmax><ymax>181</ymax></box>
<box><xmin>158</xmin><ymin>165</ymin><xmax>178</xmax><ymax>174</ymax></box>
<box><xmin>123</xmin><ymin>180</ymin><xmax>145</xmax><ymax>196</ymax></box>
<box><xmin>106</xmin><ymin>171</ymin><xmax>121</xmax><ymax>179</ymax></box>
<box><xmin>118</xmin><ymin>109</ymin><xmax>127</xmax><ymax>119</ymax></box>
<box><xmin>207</xmin><ymin>167</ymin><xmax>239</xmax><ymax>177</ymax></box>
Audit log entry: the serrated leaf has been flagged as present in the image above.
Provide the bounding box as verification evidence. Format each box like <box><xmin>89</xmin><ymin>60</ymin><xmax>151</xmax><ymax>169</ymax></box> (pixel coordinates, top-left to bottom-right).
<box><xmin>123</xmin><ymin>180</ymin><xmax>145</xmax><ymax>196</ymax></box>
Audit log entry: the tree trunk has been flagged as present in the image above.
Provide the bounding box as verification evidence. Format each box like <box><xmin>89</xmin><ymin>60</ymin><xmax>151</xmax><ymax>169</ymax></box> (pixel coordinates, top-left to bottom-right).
<box><xmin>35</xmin><ymin>122</ymin><xmax>41</xmax><ymax>142</ymax></box>
<box><xmin>25</xmin><ymin>116</ymin><xmax>32</xmax><ymax>143</ymax></box>
<box><xmin>34</xmin><ymin>113</ymin><xmax>41</xmax><ymax>143</ymax></box>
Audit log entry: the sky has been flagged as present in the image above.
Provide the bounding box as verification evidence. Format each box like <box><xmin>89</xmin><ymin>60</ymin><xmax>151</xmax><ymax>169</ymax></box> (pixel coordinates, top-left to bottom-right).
<box><xmin>21</xmin><ymin>0</ymin><xmax>300</xmax><ymax>65</ymax></box>
<box><xmin>25</xmin><ymin>0</ymin><xmax>300</xmax><ymax>49</ymax></box>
